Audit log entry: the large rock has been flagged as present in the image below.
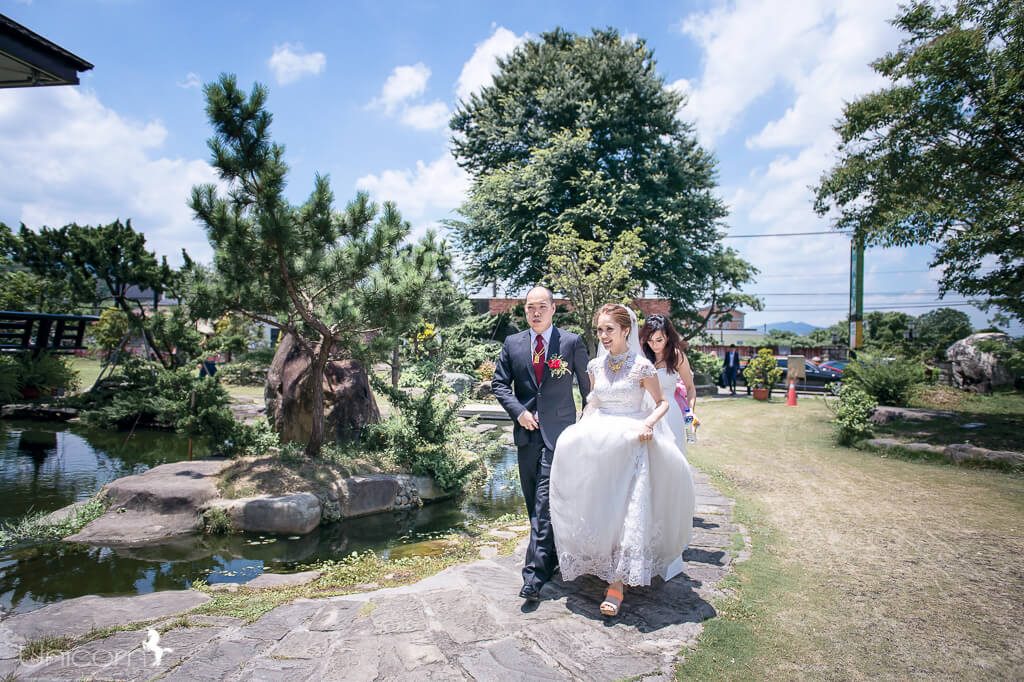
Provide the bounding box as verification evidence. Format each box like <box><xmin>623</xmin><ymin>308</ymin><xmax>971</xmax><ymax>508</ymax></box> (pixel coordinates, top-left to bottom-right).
<box><xmin>265</xmin><ymin>333</ymin><xmax>380</xmax><ymax>445</ymax></box>
<box><xmin>334</xmin><ymin>475</ymin><xmax>400</xmax><ymax>518</ymax></box>
<box><xmin>442</xmin><ymin>372</ymin><xmax>475</xmax><ymax>396</ymax></box>
<box><xmin>67</xmin><ymin>460</ymin><xmax>230</xmax><ymax>545</ymax></box>
<box><xmin>0</xmin><ymin>404</ymin><xmax>78</xmax><ymax>420</ymax></box>
<box><xmin>3</xmin><ymin>590</ymin><xmax>210</xmax><ymax>641</ymax></box>
<box><xmin>210</xmin><ymin>493</ymin><xmax>322</xmax><ymax>535</ymax></box>
<box><xmin>869</xmin><ymin>405</ymin><xmax>957</xmax><ymax>424</ymax></box>
<box><xmin>946</xmin><ymin>332</ymin><xmax>1015</xmax><ymax>393</ymax></box>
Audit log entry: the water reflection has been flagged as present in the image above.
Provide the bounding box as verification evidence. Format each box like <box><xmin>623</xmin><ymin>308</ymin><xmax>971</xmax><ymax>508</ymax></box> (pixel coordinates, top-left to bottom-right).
<box><xmin>0</xmin><ymin>421</ymin><xmax>521</xmax><ymax>616</ymax></box>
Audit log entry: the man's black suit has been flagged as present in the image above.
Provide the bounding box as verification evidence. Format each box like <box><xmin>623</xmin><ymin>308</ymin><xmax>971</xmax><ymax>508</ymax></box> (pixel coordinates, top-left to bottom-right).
<box><xmin>492</xmin><ymin>326</ymin><xmax>590</xmax><ymax>592</ymax></box>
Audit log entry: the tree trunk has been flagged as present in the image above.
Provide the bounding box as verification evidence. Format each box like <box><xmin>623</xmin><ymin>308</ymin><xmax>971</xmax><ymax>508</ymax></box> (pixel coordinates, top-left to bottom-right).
<box><xmin>305</xmin><ymin>339</ymin><xmax>333</xmax><ymax>457</ymax></box>
<box><xmin>391</xmin><ymin>344</ymin><xmax>401</xmax><ymax>389</ymax></box>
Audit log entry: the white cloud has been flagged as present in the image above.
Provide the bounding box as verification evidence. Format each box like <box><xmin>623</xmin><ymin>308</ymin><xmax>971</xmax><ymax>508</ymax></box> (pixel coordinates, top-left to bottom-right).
<box><xmin>455</xmin><ymin>26</ymin><xmax>527</xmax><ymax>102</ymax></box>
<box><xmin>674</xmin><ymin>0</ymin><xmax>908</xmax><ymax>327</ymax></box>
<box><xmin>372</xmin><ymin>63</ymin><xmax>431</xmax><ymax>114</ymax></box>
<box><xmin>399</xmin><ymin>101</ymin><xmax>450</xmax><ymax>131</ymax></box>
<box><xmin>267</xmin><ymin>43</ymin><xmax>326</xmax><ymax>85</ymax></box>
<box><xmin>355</xmin><ymin>154</ymin><xmax>468</xmax><ymax>224</ymax></box>
<box><xmin>177</xmin><ymin>72</ymin><xmax>201</xmax><ymax>89</ymax></box>
<box><xmin>369</xmin><ymin>64</ymin><xmax>451</xmax><ymax>131</ymax></box>
<box><xmin>0</xmin><ymin>87</ymin><xmax>218</xmax><ymax>264</ymax></box>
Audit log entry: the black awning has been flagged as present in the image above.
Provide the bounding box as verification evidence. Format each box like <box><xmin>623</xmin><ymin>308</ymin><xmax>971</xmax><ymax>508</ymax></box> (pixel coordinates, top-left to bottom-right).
<box><xmin>0</xmin><ymin>13</ymin><xmax>93</xmax><ymax>88</ymax></box>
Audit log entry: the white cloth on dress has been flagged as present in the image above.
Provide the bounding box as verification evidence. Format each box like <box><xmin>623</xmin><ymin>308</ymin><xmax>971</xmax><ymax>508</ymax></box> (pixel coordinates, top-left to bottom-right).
<box><xmin>550</xmin><ymin>352</ymin><xmax>695</xmax><ymax>586</ymax></box>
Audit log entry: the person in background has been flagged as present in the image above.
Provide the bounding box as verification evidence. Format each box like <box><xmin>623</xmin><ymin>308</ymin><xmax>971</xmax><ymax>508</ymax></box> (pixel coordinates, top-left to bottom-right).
<box><xmin>723</xmin><ymin>343</ymin><xmax>741</xmax><ymax>395</ymax></box>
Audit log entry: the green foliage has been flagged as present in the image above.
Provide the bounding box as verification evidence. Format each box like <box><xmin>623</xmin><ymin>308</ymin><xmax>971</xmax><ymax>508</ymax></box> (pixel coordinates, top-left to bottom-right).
<box><xmin>975</xmin><ymin>336</ymin><xmax>1024</xmax><ymax>383</ymax></box>
<box><xmin>0</xmin><ymin>356</ymin><xmax>18</xmax><ymax>403</ymax></box>
<box><xmin>814</xmin><ymin>0</ymin><xmax>1024</xmax><ymax>323</ymax></box>
<box><xmin>806</xmin><ymin>321</ymin><xmax>850</xmax><ymax>347</ymax></box>
<box><xmin>544</xmin><ymin>227</ymin><xmax>646</xmax><ymax>357</ymax></box>
<box><xmin>9</xmin><ymin>219</ymin><xmax>182</xmax><ymax>366</ymax></box>
<box><xmin>2</xmin><ymin>352</ymin><xmax>81</xmax><ymax>397</ymax></box>
<box><xmin>742</xmin><ymin>349</ymin><xmax>783</xmax><ymax>389</ymax></box>
<box><xmin>77</xmin><ymin>358</ymin><xmax>235</xmax><ymax>444</ymax></box>
<box><xmin>217</xmin><ymin>360</ymin><xmax>269</xmax><ymax>386</ymax></box>
<box><xmin>188</xmin><ymin>75</ymin><xmax>437</xmax><ymax>456</ymax></box>
<box><xmin>915</xmin><ymin>307</ymin><xmax>974</xmax><ymax>358</ymax></box>
<box><xmin>209</xmin><ymin>313</ymin><xmax>257</xmax><ymax>361</ymax></box>
<box><xmin>688</xmin><ymin>349</ymin><xmax>723</xmax><ymax>380</ymax></box>
<box><xmin>843</xmin><ymin>355</ymin><xmax>926</xmax><ymax>407</ymax></box>
<box><xmin>447</xmin><ymin>28</ymin><xmax>757</xmax><ymax>321</ymax></box>
<box><xmin>145</xmin><ymin>306</ymin><xmax>204</xmax><ymax>367</ymax></box>
<box><xmin>442</xmin><ymin>341</ymin><xmax>501</xmax><ymax>375</ymax></box>
<box><xmin>368</xmin><ymin>366</ymin><xmax>488</xmax><ymax>492</ymax></box>
<box><xmin>826</xmin><ymin>383</ymin><xmax>878</xmax><ymax>450</ymax></box>
<box><xmin>90</xmin><ymin>308</ymin><xmax>130</xmax><ymax>353</ymax></box>
<box><xmin>202</xmin><ymin>507</ymin><xmax>233</xmax><ymax>535</ymax></box>
<box><xmin>0</xmin><ymin>495</ymin><xmax>108</xmax><ymax>549</ymax></box>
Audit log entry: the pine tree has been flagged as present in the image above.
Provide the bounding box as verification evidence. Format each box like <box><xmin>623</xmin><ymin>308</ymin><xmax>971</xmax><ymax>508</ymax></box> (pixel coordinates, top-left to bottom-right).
<box><xmin>189</xmin><ymin>75</ymin><xmax>436</xmax><ymax>456</ymax></box>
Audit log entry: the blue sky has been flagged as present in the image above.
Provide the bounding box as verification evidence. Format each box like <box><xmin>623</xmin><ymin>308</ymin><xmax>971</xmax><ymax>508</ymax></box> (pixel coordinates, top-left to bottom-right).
<box><xmin>2</xmin><ymin>0</ymin><xmax>1018</xmax><ymax>334</ymax></box>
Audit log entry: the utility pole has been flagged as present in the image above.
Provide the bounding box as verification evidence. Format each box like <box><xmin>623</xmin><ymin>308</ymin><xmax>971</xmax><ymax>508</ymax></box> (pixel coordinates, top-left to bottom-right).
<box><xmin>849</xmin><ymin>232</ymin><xmax>865</xmax><ymax>354</ymax></box>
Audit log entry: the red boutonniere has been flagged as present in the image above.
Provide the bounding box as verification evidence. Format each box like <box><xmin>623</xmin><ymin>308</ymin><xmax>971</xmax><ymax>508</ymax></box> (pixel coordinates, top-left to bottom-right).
<box><xmin>546</xmin><ymin>354</ymin><xmax>569</xmax><ymax>378</ymax></box>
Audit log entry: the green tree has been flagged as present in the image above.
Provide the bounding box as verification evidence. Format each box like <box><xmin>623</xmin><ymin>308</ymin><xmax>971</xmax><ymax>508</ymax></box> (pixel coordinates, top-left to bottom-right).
<box><xmin>544</xmin><ymin>227</ymin><xmax>646</xmax><ymax>356</ymax></box>
<box><xmin>0</xmin><ymin>224</ymin><xmax>80</xmax><ymax>313</ymax></box>
<box><xmin>90</xmin><ymin>308</ymin><xmax>130</xmax><ymax>355</ymax></box>
<box><xmin>815</xmin><ymin>0</ymin><xmax>1024</xmax><ymax>323</ymax></box>
<box><xmin>864</xmin><ymin>311</ymin><xmax>915</xmax><ymax>351</ymax></box>
<box><xmin>188</xmin><ymin>75</ymin><xmax>436</xmax><ymax>456</ymax></box>
<box><xmin>807</xmin><ymin>320</ymin><xmax>850</xmax><ymax>347</ymax></box>
<box><xmin>448</xmin><ymin>28</ymin><xmax>757</xmax><ymax>319</ymax></box>
<box><xmin>9</xmin><ymin>219</ymin><xmax>179</xmax><ymax>365</ymax></box>
<box><xmin>914</xmin><ymin>307</ymin><xmax>974</xmax><ymax>357</ymax></box>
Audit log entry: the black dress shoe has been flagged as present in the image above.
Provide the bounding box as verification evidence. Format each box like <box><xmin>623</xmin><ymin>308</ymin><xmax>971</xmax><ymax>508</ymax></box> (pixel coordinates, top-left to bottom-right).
<box><xmin>519</xmin><ymin>585</ymin><xmax>541</xmax><ymax>602</ymax></box>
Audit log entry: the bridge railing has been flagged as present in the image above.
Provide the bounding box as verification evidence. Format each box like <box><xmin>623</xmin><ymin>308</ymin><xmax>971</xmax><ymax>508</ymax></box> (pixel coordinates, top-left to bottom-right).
<box><xmin>0</xmin><ymin>311</ymin><xmax>100</xmax><ymax>355</ymax></box>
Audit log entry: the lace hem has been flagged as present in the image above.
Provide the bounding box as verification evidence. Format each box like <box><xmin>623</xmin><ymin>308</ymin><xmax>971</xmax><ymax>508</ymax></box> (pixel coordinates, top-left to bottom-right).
<box><xmin>556</xmin><ymin>446</ymin><xmax>673</xmax><ymax>586</ymax></box>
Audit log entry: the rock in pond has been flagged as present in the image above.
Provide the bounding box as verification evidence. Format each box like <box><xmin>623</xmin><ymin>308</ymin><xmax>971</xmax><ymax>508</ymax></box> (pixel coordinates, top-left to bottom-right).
<box><xmin>209</xmin><ymin>493</ymin><xmax>322</xmax><ymax>535</ymax></box>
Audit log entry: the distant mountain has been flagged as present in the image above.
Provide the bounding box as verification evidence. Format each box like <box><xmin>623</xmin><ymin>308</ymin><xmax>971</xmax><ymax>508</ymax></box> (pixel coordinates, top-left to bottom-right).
<box><xmin>765</xmin><ymin>321</ymin><xmax>819</xmax><ymax>336</ymax></box>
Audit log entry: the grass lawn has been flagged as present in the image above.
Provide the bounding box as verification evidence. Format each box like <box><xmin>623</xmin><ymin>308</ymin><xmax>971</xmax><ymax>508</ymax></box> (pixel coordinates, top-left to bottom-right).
<box><xmin>869</xmin><ymin>385</ymin><xmax>1024</xmax><ymax>452</ymax></box>
<box><xmin>67</xmin><ymin>356</ymin><xmax>103</xmax><ymax>392</ymax></box>
<box><xmin>679</xmin><ymin>395</ymin><xmax>1024</xmax><ymax>679</ymax></box>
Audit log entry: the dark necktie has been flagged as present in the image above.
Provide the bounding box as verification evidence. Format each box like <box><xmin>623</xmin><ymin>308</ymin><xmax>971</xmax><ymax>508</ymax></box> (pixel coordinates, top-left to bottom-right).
<box><xmin>533</xmin><ymin>334</ymin><xmax>545</xmax><ymax>385</ymax></box>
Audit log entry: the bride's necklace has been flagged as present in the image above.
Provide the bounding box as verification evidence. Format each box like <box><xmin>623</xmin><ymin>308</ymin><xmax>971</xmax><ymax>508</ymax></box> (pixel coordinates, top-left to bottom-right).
<box><xmin>607</xmin><ymin>350</ymin><xmax>630</xmax><ymax>373</ymax></box>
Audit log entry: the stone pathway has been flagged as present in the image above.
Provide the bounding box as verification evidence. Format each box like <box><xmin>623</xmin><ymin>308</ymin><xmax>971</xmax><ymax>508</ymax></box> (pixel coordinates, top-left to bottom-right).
<box><xmin>0</xmin><ymin>471</ymin><xmax>741</xmax><ymax>681</ymax></box>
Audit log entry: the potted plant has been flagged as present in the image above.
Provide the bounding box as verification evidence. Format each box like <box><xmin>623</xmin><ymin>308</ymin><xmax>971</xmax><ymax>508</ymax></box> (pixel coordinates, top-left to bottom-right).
<box><xmin>743</xmin><ymin>348</ymin><xmax>783</xmax><ymax>401</ymax></box>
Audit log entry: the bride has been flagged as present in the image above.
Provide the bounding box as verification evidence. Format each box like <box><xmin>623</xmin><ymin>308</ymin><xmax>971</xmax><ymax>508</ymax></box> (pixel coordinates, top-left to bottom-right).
<box><xmin>549</xmin><ymin>303</ymin><xmax>695</xmax><ymax>617</ymax></box>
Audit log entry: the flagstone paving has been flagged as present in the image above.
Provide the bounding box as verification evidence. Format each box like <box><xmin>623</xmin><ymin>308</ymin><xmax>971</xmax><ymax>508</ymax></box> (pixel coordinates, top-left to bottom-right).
<box><xmin>0</xmin><ymin>470</ymin><xmax>741</xmax><ymax>681</ymax></box>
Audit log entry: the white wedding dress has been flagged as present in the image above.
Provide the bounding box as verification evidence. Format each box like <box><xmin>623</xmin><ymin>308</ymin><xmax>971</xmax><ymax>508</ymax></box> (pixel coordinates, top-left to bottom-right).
<box><xmin>550</xmin><ymin>352</ymin><xmax>695</xmax><ymax>586</ymax></box>
<box><xmin>657</xmin><ymin>367</ymin><xmax>688</xmax><ymax>449</ymax></box>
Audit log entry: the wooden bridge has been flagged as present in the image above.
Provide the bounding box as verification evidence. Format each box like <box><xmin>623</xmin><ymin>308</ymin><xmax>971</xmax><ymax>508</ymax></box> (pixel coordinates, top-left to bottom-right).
<box><xmin>0</xmin><ymin>311</ymin><xmax>99</xmax><ymax>355</ymax></box>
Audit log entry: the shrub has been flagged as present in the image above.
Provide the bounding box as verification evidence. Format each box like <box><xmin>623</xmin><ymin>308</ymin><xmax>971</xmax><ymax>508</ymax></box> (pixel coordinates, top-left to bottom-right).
<box><xmin>76</xmin><ymin>358</ymin><xmax>235</xmax><ymax>444</ymax></box>
<box><xmin>826</xmin><ymin>383</ymin><xmax>877</xmax><ymax>446</ymax></box>
<box><xmin>687</xmin><ymin>350</ymin><xmax>722</xmax><ymax>380</ymax></box>
<box><xmin>217</xmin><ymin>360</ymin><xmax>269</xmax><ymax>386</ymax></box>
<box><xmin>476</xmin><ymin>360</ymin><xmax>496</xmax><ymax>382</ymax></box>
<box><xmin>0</xmin><ymin>355</ymin><xmax>18</xmax><ymax>403</ymax></box>
<box><xmin>3</xmin><ymin>352</ymin><xmax>80</xmax><ymax>397</ymax></box>
<box><xmin>743</xmin><ymin>348</ymin><xmax>783</xmax><ymax>389</ymax></box>
<box><xmin>443</xmin><ymin>340</ymin><xmax>501</xmax><ymax>375</ymax></box>
<box><xmin>368</xmin><ymin>366</ymin><xmax>488</xmax><ymax>492</ymax></box>
<box><xmin>843</xmin><ymin>354</ymin><xmax>925</xmax><ymax>406</ymax></box>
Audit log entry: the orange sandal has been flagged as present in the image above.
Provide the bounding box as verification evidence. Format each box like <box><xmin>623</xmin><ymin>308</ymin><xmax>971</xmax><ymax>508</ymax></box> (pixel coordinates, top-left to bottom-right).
<box><xmin>600</xmin><ymin>585</ymin><xmax>624</xmax><ymax>617</ymax></box>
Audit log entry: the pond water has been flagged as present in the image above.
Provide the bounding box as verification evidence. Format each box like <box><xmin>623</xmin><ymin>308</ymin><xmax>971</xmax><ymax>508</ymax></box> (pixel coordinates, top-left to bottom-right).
<box><xmin>0</xmin><ymin>420</ymin><xmax>521</xmax><ymax>617</ymax></box>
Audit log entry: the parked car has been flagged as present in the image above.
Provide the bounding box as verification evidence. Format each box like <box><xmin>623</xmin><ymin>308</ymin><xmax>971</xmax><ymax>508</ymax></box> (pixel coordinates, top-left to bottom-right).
<box><xmin>739</xmin><ymin>357</ymin><xmax>843</xmax><ymax>393</ymax></box>
<box><xmin>819</xmin><ymin>360</ymin><xmax>849</xmax><ymax>373</ymax></box>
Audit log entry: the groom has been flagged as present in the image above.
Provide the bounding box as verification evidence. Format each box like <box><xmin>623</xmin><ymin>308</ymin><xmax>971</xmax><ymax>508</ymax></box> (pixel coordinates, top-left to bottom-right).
<box><xmin>492</xmin><ymin>286</ymin><xmax>591</xmax><ymax>602</ymax></box>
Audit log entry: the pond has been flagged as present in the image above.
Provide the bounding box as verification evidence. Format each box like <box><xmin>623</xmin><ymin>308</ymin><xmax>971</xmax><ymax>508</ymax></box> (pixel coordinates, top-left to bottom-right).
<box><xmin>0</xmin><ymin>420</ymin><xmax>521</xmax><ymax>617</ymax></box>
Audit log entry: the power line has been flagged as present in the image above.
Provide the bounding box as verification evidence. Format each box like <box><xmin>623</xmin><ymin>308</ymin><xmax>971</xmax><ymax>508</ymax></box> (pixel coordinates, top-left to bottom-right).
<box><xmin>722</xmin><ymin>230</ymin><xmax>852</xmax><ymax>238</ymax></box>
<box><xmin>753</xmin><ymin>301</ymin><xmax>983</xmax><ymax>312</ymax></box>
<box><xmin>748</xmin><ymin>291</ymin><xmax>960</xmax><ymax>296</ymax></box>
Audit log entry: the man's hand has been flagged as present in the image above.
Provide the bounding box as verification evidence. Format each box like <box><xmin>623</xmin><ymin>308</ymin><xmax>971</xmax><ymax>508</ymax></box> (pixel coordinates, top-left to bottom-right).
<box><xmin>517</xmin><ymin>411</ymin><xmax>539</xmax><ymax>430</ymax></box>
